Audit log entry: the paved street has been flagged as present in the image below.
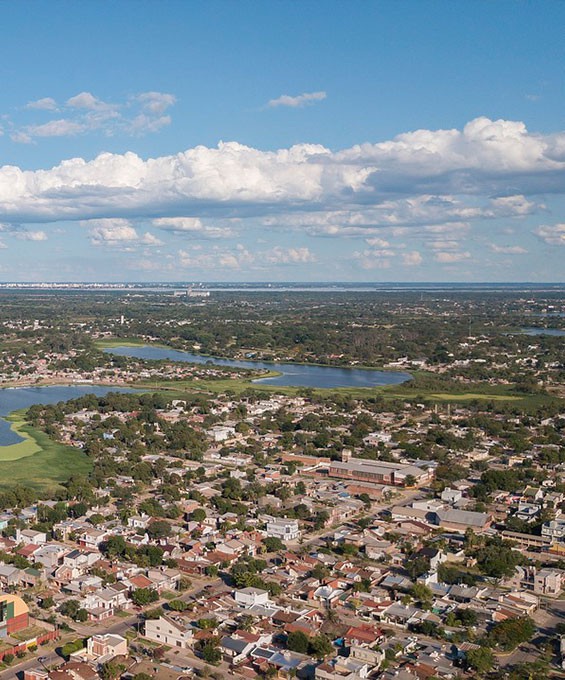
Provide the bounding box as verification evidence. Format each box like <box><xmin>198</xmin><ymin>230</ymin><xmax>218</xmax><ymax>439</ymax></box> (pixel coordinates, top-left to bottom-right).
<box><xmin>0</xmin><ymin>579</ymin><xmax>208</xmax><ymax>679</ymax></box>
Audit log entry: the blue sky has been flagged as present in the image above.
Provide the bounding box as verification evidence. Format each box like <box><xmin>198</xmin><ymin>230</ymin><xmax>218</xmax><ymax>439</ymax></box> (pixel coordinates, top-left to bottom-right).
<box><xmin>0</xmin><ymin>0</ymin><xmax>564</xmax><ymax>281</ymax></box>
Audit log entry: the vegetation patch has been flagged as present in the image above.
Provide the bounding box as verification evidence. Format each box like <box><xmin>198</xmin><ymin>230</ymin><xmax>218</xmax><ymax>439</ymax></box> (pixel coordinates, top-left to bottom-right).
<box><xmin>0</xmin><ymin>413</ymin><xmax>42</xmax><ymax>461</ymax></box>
<box><xmin>0</xmin><ymin>417</ymin><xmax>92</xmax><ymax>493</ymax></box>
<box><xmin>427</xmin><ymin>392</ymin><xmax>522</xmax><ymax>401</ymax></box>
<box><xmin>95</xmin><ymin>337</ymin><xmax>170</xmax><ymax>350</ymax></box>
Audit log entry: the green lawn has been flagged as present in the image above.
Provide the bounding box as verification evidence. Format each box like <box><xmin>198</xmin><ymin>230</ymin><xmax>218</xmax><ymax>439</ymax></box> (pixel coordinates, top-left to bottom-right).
<box><xmin>95</xmin><ymin>337</ymin><xmax>170</xmax><ymax>349</ymax></box>
<box><xmin>131</xmin><ymin>376</ymin><xmax>564</xmax><ymax>415</ymax></box>
<box><xmin>132</xmin><ymin>376</ymin><xmax>383</xmax><ymax>397</ymax></box>
<box><xmin>0</xmin><ymin>420</ymin><xmax>92</xmax><ymax>492</ymax></box>
<box><xmin>427</xmin><ymin>392</ymin><xmax>522</xmax><ymax>402</ymax></box>
<box><xmin>0</xmin><ymin>413</ymin><xmax>42</xmax><ymax>461</ymax></box>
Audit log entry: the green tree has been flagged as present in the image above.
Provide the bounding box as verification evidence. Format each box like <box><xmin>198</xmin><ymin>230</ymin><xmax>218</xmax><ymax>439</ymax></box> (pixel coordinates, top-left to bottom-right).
<box><xmin>61</xmin><ymin>638</ymin><xmax>86</xmax><ymax>659</ymax></box>
<box><xmin>100</xmin><ymin>661</ymin><xmax>126</xmax><ymax>680</ymax></box>
<box><xmin>411</xmin><ymin>583</ymin><xmax>433</xmax><ymax>605</ymax></box>
<box><xmin>192</xmin><ymin>508</ymin><xmax>206</xmax><ymax>522</ymax></box>
<box><xmin>201</xmin><ymin>643</ymin><xmax>221</xmax><ymax>665</ymax></box>
<box><xmin>311</xmin><ymin>563</ymin><xmax>329</xmax><ymax>581</ymax></box>
<box><xmin>474</xmin><ymin>537</ymin><xmax>525</xmax><ymax>579</ymax></box>
<box><xmin>309</xmin><ymin>634</ymin><xmax>333</xmax><ymax>659</ymax></box>
<box><xmin>168</xmin><ymin>599</ymin><xmax>188</xmax><ymax>612</ymax></box>
<box><xmin>287</xmin><ymin>630</ymin><xmax>309</xmax><ymax>654</ymax></box>
<box><xmin>131</xmin><ymin>588</ymin><xmax>159</xmax><ymax>607</ymax></box>
<box><xmin>486</xmin><ymin>616</ymin><xmax>536</xmax><ymax>651</ymax></box>
<box><xmin>466</xmin><ymin>647</ymin><xmax>495</xmax><ymax>676</ymax></box>
<box><xmin>103</xmin><ymin>535</ymin><xmax>127</xmax><ymax>558</ymax></box>
<box><xmin>147</xmin><ymin>520</ymin><xmax>171</xmax><ymax>540</ymax></box>
<box><xmin>263</xmin><ymin>536</ymin><xmax>285</xmax><ymax>552</ymax></box>
<box><xmin>59</xmin><ymin>599</ymin><xmax>80</xmax><ymax>619</ymax></box>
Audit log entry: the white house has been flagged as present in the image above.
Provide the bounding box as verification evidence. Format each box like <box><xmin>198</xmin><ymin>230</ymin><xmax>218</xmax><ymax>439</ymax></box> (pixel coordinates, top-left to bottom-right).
<box><xmin>127</xmin><ymin>514</ymin><xmax>152</xmax><ymax>530</ymax></box>
<box><xmin>144</xmin><ymin>615</ymin><xmax>194</xmax><ymax>649</ymax></box>
<box><xmin>234</xmin><ymin>587</ymin><xmax>270</xmax><ymax>608</ymax></box>
<box><xmin>535</xmin><ymin>568</ymin><xmax>564</xmax><ymax>596</ymax></box>
<box><xmin>209</xmin><ymin>425</ymin><xmax>236</xmax><ymax>442</ymax></box>
<box><xmin>542</xmin><ymin>518</ymin><xmax>565</xmax><ymax>542</ymax></box>
<box><xmin>15</xmin><ymin>529</ymin><xmax>47</xmax><ymax>546</ymax></box>
<box><xmin>72</xmin><ymin>634</ymin><xmax>128</xmax><ymax>665</ymax></box>
<box><xmin>265</xmin><ymin>518</ymin><xmax>301</xmax><ymax>542</ymax></box>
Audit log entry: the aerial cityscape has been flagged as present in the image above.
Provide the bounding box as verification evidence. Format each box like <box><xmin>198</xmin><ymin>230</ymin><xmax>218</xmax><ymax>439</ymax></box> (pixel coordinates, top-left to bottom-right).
<box><xmin>0</xmin><ymin>3</ymin><xmax>564</xmax><ymax>680</ymax></box>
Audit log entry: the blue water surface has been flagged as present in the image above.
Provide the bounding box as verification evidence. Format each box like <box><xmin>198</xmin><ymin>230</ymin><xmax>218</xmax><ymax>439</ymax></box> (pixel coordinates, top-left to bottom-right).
<box><xmin>105</xmin><ymin>345</ymin><xmax>412</xmax><ymax>389</ymax></box>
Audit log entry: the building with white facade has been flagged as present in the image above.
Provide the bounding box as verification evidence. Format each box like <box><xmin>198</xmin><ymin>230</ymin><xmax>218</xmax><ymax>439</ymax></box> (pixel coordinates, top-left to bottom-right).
<box><xmin>234</xmin><ymin>587</ymin><xmax>270</xmax><ymax>608</ymax></box>
<box><xmin>265</xmin><ymin>518</ymin><xmax>301</xmax><ymax>542</ymax></box>
<box><xmin>144</xmin><ymin>615</ymin><xmax>194</xmax><ymax>649</ymax></box>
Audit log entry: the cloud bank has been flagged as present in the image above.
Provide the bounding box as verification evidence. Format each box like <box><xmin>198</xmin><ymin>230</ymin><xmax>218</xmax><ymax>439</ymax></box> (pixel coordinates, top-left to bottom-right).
<box><xmin>0</xmin><ymin>116</ymin><xmax>564</xmax><ymax>275</ymax></box>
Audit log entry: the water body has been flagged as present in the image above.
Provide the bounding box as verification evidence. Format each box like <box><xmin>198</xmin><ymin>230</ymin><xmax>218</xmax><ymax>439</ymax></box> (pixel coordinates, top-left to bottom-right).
<box><xmin>521</xmin><ymin>327</ymin><xmax>565</xmax><ymax>337</ymax></box>
<box><xmin>0</xmin><ymin>385</ymin><xmax>138</xmax><ymax>447</ymax></box>
<box><xmin>105</xmin><ymin>345</ymin><xmax>412</xmax><ymax>389</ymax></box>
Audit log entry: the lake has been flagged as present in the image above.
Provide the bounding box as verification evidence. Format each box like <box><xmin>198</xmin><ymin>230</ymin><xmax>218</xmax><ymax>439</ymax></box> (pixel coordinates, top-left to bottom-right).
<box><xmin>521</xmin><ymin>327</ymin><xmax>565</xmax><ymax>337</ymax></box>
<box><xmin>0</xmin><ymin>385</ymin><xmax>138</xmax><ymax>447</ymax></box>
<box><xmin>105</xmin><ymin>345</ymin><xmax>412</xmax><ymax>389</ymax></box>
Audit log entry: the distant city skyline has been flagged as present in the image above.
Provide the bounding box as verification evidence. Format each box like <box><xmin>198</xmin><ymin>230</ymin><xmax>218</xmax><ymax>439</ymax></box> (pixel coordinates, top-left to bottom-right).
<box><xmin>1</xmin><ymin>1</ymin><xmax>564</xmax><ymax>282</ymax></box>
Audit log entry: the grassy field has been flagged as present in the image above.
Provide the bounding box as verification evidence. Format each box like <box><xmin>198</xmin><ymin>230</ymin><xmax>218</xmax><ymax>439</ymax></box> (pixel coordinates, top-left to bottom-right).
<box><xmin>417</xmin><ymin>392</ymin><xmax>521</xmax><ymax>402</ymax></box>
<box><xmin>95</xmin><ymin>337</ymin><xmax>565</xmax><ymax>412</ymax></box>
<box><xmin>132</xmin><ymin>375</ymin><xmax>556</xmax><ymax>409</ymax></box>
<box><xmin>95</xmin><ymin>338</ymin><xmax>170</xmax><ymax>350</ymax></box>
<box><xmin>0</xmin><ymin>418</ymin><xmax>92</xmax><ymax>492</ymax></box>
<box><xmin>0</xmin><ymin>412</ymin><xmax>42</xmax><ymax>461</ymax></box>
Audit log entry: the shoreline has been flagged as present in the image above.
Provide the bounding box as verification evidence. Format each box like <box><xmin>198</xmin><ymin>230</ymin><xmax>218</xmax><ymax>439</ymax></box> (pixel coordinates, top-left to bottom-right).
<box><xmin>98</xmin><ymin>339</ymin><xmax>413</xmax><ymax>381</ymax></box>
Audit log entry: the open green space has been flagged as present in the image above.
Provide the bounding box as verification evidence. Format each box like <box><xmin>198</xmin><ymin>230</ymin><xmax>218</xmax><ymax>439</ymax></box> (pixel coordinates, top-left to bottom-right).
<box><xmin>94</xmin><ymin>337</ymin><xmax>170</xmax><ymax>350</ymax></box>
<box><xmin>132</xmin><ymin>375</ymin><xmax>556</xmax><ymax>409</ymax></box>
<box><xmin>0</xmin><ymin>417</ymin><xmax>92</xmax><ymax>493</ymax></box>
<box><xmin>426</xmin><ymin>392</ymin><xmax>522</xmax><ymax>402</ymax></box>
<box><xmin>103</xmin><ymin>338</ymin><xmax>556</xmax><ymax>406</ymax></box>
<box><xmin>0</xmin><ymin>412</ymin><xmax>42</xmax><ymax>461</ymax></box>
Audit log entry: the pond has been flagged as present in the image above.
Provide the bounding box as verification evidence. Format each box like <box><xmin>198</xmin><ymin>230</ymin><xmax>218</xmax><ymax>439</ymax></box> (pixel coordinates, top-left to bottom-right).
<box><xmin>104</xmin><ymin>345</ymin><xmax>412</xmax><ymax>390</ymax></box>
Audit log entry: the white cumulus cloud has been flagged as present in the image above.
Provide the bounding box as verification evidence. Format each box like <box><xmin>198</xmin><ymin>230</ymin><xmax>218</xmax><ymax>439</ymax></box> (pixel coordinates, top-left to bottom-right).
<box><xmin>11</xmin><ymin>90</ymin><xmax>176</xmax><ymax>143</ymax></box>
<box><xmin>25</xmin><ymin>97</ymin><xmax>58</xmax><ymax>111</ymax></box>
<box><xmin>152</xmin><ymin>217</ymin><xmax>234</xmax><ymax>239</ymax></box>
<box><xmin>82</xmin><ymin>218</ymin><xmax>160</xmax><ymax>248</ymax></box>
<box><xmin>268</xmin><ymin>91</ymin><xmax>327</xmax><ymax>108</ymax></box>
<box><xmin>434</xmin><ymin>251</ymin><xmax>471</xmax><ymax>263</ymax></box>
<box><xmin>0</xmin><ymin>116</ymin><xmax>561</xmax><ymax>259</ymax></box>
<box><xmin>66</xmin><ymin>92</ymin><xmax>113</xmax><ymax>111</ymax></box>
<box><xmin>402</xmin><ymin>251</ymin><xmax>423</xmax><ymax>266</ymax></box>
<box><xmin>135</xmin><ymin>92</ymin><xmax>176</xmax><ymax>115</ymax></box>
<box><xmin>16</xmin><ymin>230</ymin><xmax>48</xmax><ymax>241</ymax></box>
<box><xmin>264</xmin><ymin>246</ymin><xmax>316</xmax><ymax>264</ymax></box>
<box><xmin>489</xmin><ymin>244</ymin><xmax>527</xmax><ymax>254</ymax></box>
<box><xmin>24</xmin><ymin>119</ymin><xmax>86</xmax><ymax>138</ymax></box>
<box><xmin>534</xmin><ymin>223</ymin><xmax>565</xmax><ymax>246</ymax></box>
